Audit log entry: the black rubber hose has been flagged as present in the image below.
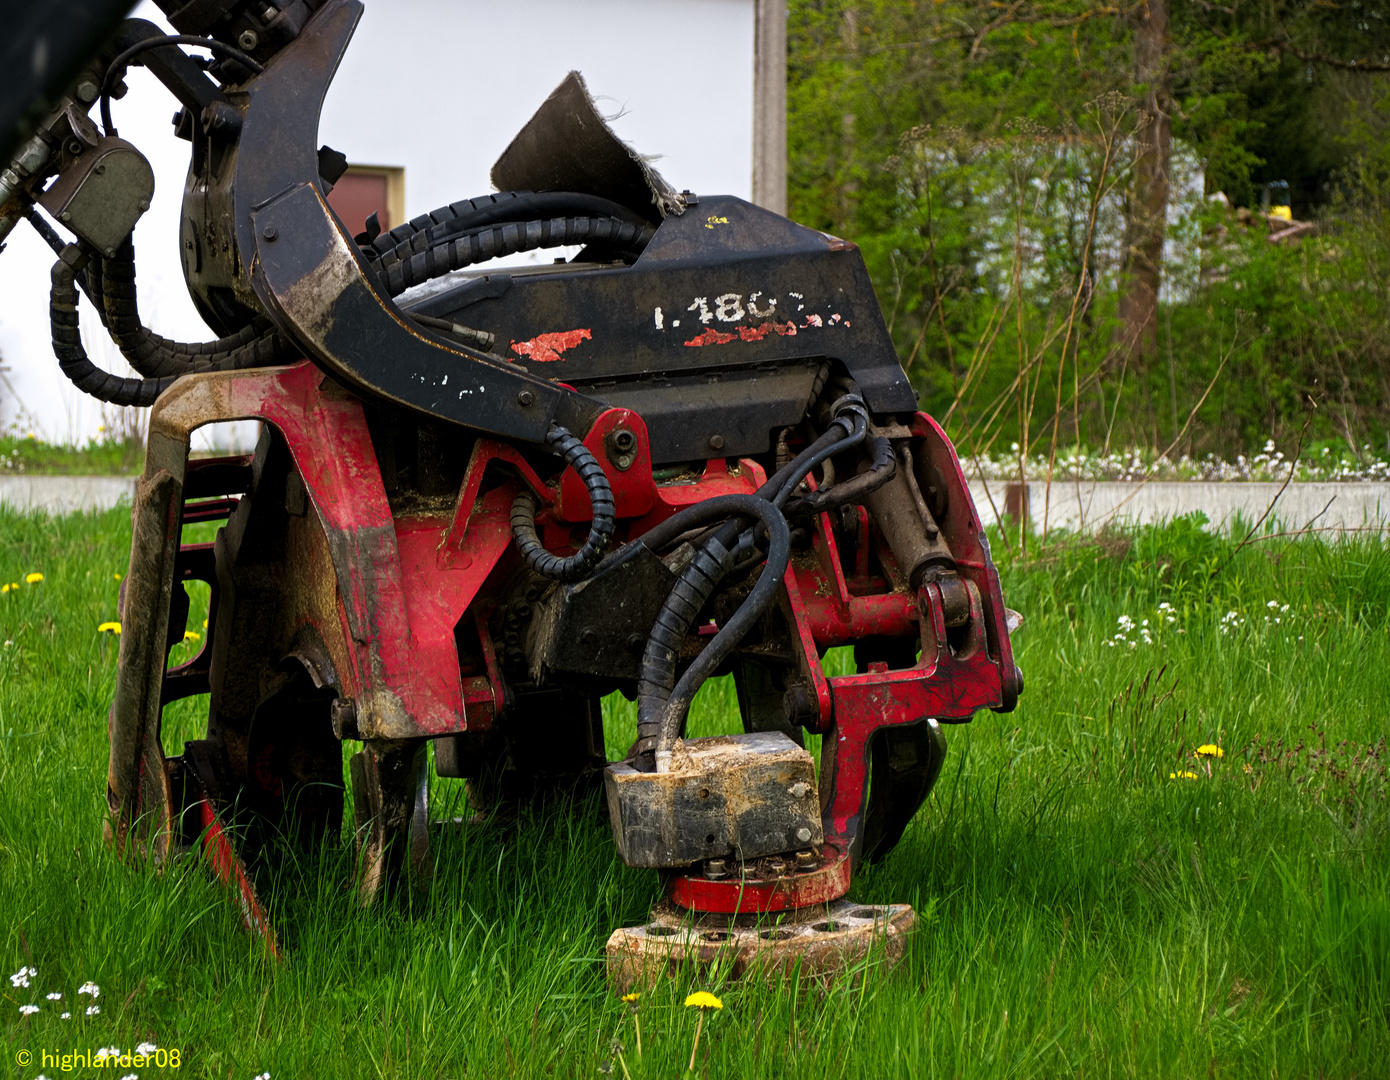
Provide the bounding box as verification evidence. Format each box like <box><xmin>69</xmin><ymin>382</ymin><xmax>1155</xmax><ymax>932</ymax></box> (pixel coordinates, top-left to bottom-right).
<box><xmin>635</xmin><ymin>496</ymin><xmax>792</xmax><ymax>768</ymax></box>
<box><xmin>784</xmin><ymin>431</ymin><xmax>897</xmax><ymax>519</ymax></box>
<box><xmin>765</xmin><ymin>411</ymin><xmax>867</xmax><ymax>508</ymax></box>
<box><xmin>101</xmin><ymin>35</ymin><xmax>263</xmax><ymax>137</ymax></box>
<box><xmin>365</xmin><ymin>191</ymin><xmax>652</xmax><ymax>264</ymax></box>
<box><xmin>380</xmin><ymin>216</ymin><xmax>655</xmax><ymax>297</ymax></box>
<box><xmin>50</xmin><ymin>247</ymin><xmax>173</xmax><ymax>406</ymax></box>
<box><xmin>509</xmin><ymin>424</ymin><xmax>616</xmax><ymax>582</ymax></box>
<box><xmin>98</xmin><ymin>240</ymin><xmax>289</xmax><ymax>377</ymax></box>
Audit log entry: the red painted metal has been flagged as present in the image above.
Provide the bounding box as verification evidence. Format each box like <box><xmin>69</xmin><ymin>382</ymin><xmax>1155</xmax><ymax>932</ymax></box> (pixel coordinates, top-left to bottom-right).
<box><xmin>666</xmin><ymin>844</ymin><xmax>852</xmax><ymax>914</ymax></box>
<box><xmin>131</xmin><ymin>362</ymin><xmax>1010</xmax><ymax>927</ymax></box>
<box><xmin>194</xmin><ymin>795</ymin><xmax>280</xmax><ymax>959</ymax></box>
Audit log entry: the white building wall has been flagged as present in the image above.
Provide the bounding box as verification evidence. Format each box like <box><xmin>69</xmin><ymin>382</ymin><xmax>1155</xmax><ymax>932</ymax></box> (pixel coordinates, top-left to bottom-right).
<box><xmin>0</xmin><ymin>0</ymin><xmax>754</xmax><ymax>448</ymax></box>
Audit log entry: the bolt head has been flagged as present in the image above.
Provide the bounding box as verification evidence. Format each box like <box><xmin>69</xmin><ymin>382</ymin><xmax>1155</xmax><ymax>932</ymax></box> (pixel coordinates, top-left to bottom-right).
<box><xmin>516</xmin><ymin>390</ymin><xmax>535</xmax><ymax>407</ymax></box>
<box><xmin>708</xmin><ymin>434</ymin><xmax>725</xmax><ymax>451</ymax></box>
<box><xmin>795</xmin><ymin>849</ymin><xmax>816</xmax><ymax>869</ymax></box>
<box><xmin>75</xmin><ymin>80</ymin><xmax>100</xmax><ymax>103</ymax></box>
<box><xmin>261</xmin><ymin>224</ymin><xmax>277</xmax><ymax>241</ymax></box>
<box><xmin>238</xmin><ymin>29</ymin><xmax>260</xmax><ymax>51</ymax></box>
<box><xmin>795</xmin><ymin>826</ymin><xmax>813</xmax><ymax>843</ymax></box>
<box><xmin>789</xmin><ymin>782</ymin><xmax>810</xmax><ymax>799</ymax></box>
<box><xmin>704</xmin><ymin>858</ymin><xmax>729</xmax><ymax>880</ymax></box>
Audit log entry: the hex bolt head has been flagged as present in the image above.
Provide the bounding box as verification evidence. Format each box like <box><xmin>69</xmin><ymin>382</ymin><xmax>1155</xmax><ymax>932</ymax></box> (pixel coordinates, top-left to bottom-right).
<box><xmin>795</xmin><ymin>849</ymin><xmax>817</xmax><ymax>870</ymax></box>
<box><xmin>516</xmin><ymin>390</ymin><xmax>535</xmax><ymax>407</ymax></box>
<box><xmin>238</xmin><ymin>29</ymin><xmax>260</xmax><ymax>51</ymax></box>
<box><xmin>795</xmin><ymin>826</ymin><xmax>813</xmax><ymax>843</ymax></box>
<box><xmin>789</xmin><ymin>782</ymin><xmax>810</xmax><ymax>799</ymax></box>
<box><xmin>708</xmin><ymin>434</ymin><xmax>725</xmax><ymax>451</ymax></box>
<box><xmin>704</xmin><ymin>858</ymin><xmax>729</xmax><ymax>880</ymax></box>
<box><xmin>75</xmin><ymin>80</ymin><xmax>100</xmax><ymax>103</ymax></box>
<box><xmin>261</xmin><ymin>224</ymin><xmax>277</xmax><ymax>241</ymax></box>
<box><xmin>579</xmin><ymin>628</ymin><xmax>598</xmax><ymax>646</ymax></box>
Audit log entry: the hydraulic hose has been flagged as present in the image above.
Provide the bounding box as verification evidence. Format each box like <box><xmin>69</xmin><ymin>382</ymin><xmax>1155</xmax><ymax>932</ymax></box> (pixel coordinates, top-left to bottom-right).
<box><xmin>380</xmin><ymin>216</ymin><xmax>655</xmax><ymax>297</ymax></box>
<box><xmin>50</xmin><ymin>247</ymin><xmax>173</xmax><ymax>406</ymax></box>
<box><xmin>98</xmin><ymin>240</ymin><xmax>289</xmax><ymax>377</ymax></box>
<box><xmin>784</xmin><ymin>431</ymin><xmax>897</xmax><ymax>519</ymax></box>
<box><xmin>509</xmin><ymin>424</ymin><xmax>616</xmax><ymax>582</ymax></box>
<box><xmin>364</xmin><ymin>191</ymin><xmax>652</xmax><ymax>264</ymax></box>
<box><xmin>630</xmin><ymin>494</ymin><xmax>791</xmax><ymax>771</ymax></box>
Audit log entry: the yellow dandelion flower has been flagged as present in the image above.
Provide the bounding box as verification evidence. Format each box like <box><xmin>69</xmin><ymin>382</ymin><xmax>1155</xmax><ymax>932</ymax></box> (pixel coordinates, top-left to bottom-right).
<box><xmin>684</xmin><ymin>991</ymin><xmax>722</xmax><ymax>1010</ymax></box>
<box><xmin>183</xmin><ymin>630</ymin><xmax>201</xmax><ymax>642</ymax></box>
<box><xmin>25</xmin><ymin>572</ymin><xmax>43</xmax><ymax>584</ymax></box>
<box><xmin>1194</xmin><ymin>744</ymin><xmax>1224</xmax><ymax>758</ymax></box>
<box><xmin>97</xmin><ymin>622</ymin><xmax>121</xmax><ymax>634</ymax></box>
<box><xmin>1169</xmin><ymin>771</ymin><xmax>1199</xmax><ymax>781</ymax></box>
<box><xmin>621</xmin><ymin>992</ymin><xmax>640</xmax><ymax>1004</ymax></box>
<box><xmin>113</xmin><ymin>572</ymin><xmax>122</xmax><ymax>581</ymax></box>
<box><xmin>0</xmin><ymin>584</ymin><xmax>10</xmax><ymax>594</ymax></box>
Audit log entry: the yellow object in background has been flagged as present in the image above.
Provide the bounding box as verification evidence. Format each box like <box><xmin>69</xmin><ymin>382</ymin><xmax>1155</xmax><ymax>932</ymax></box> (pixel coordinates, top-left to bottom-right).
<box><xmin>1270</xmin><ymin>205</ymin><xmax>1293</xmax><ymax>221</ymax></box>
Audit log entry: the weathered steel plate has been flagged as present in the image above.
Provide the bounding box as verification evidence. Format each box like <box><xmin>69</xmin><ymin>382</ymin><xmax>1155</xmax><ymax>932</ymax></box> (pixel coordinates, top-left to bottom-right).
<box><xmin>605</xmin><ymin>898</ymin><xmax>915</xmax><ymax>993</ymax></box>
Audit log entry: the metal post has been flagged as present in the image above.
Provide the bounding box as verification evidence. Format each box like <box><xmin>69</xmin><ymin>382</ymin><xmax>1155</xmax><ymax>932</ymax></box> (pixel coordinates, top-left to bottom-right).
<box><xmin>752</xmin><ymin>0</ymin><xmax>786</xmax><ymax>215</ymax></box>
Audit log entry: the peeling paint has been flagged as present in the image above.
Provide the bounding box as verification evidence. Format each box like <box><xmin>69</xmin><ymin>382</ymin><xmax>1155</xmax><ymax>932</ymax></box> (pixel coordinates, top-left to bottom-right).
<box><xmin>511</xmin><ymin>328</ymin><xmax>592</xmax><ymax>363</ymax></box>
<box><xmin>684</xmin><ymin>327</ymin><xmax>737</xmax><ymax>347</ymax></box>
<box><xmin>737</xmin><ymin>320</ymin><xmax>796</xmax><ymax>342</ymax></box>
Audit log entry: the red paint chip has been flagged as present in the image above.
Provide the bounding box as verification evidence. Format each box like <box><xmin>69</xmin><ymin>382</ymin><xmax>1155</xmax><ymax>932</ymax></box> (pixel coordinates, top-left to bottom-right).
<box><xmin>511</xmin><ymin>328</ymin><xmax>592</xmax><ymax>362</ymax></box>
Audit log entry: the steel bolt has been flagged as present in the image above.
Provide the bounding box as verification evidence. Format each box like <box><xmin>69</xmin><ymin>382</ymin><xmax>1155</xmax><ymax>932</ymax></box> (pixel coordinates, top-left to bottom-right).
<box><xmin>795</xmin><ymin>849</ymin><xmax>816</xmax><ymax>870</ymax></box>
<box><xmin>516</xmin><ymin>390</ymin><xmax>535</xmax><ymax>407</ymax></box>
<box><xmin>708</xmin><ymin>434</ymin><xmax>725</xmax><ymax>451</ymax></box>
<box><xmin>789</xmin><ymin>782</ymin><xmax>810</xmax><ymax>798</ymax></box>
<box><xmin>795</xmin><ymin>826</ymin><xmax>813</xmax><ymax>843</ymax></box>
<box><xmin>579</xmin><ymin>628</ymin><xmax>598</xmax><ymax>646</ymax></box>
<box><xmin>261</xmin><ymin>224</ymin><xmax>277</xmax><ymax>241</ymax></box>
<box><xmin>238</xmin><ymin>29</ymin><xmax>260</xmax><ymax>51</ymax></box>
<box><xmin>704</xmin><ymin>858</ymin><xmax>729</xmax><ymax>880</ymax></box>
<box><xmin>75</xmin><ymin>80</ymin><xmax>100</xmax><ymax>103</ymax></box>
<box><xmin>767</xmin><ymin>858</ymin><xmax>787</xmax><ymax>877</ymax></box>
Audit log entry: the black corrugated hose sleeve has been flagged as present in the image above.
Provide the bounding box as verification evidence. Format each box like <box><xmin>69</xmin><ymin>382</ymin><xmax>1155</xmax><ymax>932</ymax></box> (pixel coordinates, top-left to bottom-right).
<box><xmin>99</xmin><ymin>240</ymin><xmax>287</xmax><ymax>377</ymax></box>
<box><xmin>509</xmin><ymin>424</ymin><xmax>616</xmax><ymax>583</ymax></box>
<box><xmin>631</xmin><ymin>530</ymin><xmax>737</xmax><ymax>770</ymax></box>
<box><xmin>51</xmin><ymin>249</ymin><xmax>173</xmax><ymax>407</ymax></box>
<box><xmin>652</xmin><ymin>496</ymin><xmax>791</xmax><ymax>764</ymax></box>
<box><xmin>366</xmin><ymin>190</ymin><xmax>652</xmax><ymax>265</ymax></box>
<box><xmin>382</xmin><ymin>217</ymin><xmax>655</xmax><ymax>297</ymax></box>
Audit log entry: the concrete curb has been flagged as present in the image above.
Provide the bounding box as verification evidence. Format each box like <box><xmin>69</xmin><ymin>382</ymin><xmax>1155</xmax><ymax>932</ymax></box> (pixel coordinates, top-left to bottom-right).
<box><xmin>966</xmin><ymin>480</ymin><xmax>1390</xmax><ymax>535</ymax></box>
<box><xmin>0</xmin><ymin>475</ymin><xmax>137</xmax><ymax>515</ymax></box>
<box><xmin>2</xmin><ymin>474</ymin><xmax>1387</xmax><ymax>537</ymax></box>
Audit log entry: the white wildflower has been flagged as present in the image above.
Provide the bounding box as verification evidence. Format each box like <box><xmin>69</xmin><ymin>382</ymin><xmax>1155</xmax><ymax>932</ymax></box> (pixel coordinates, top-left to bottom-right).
<box><xmin>61</xmin><ymin>1012</ymin><xmax>71</xmax><ymax>1019</ymax></box>
<box><xmin>46</xmin><ymin>991</ymin><xmax>62</xmax><ymax>1000</ymax></box>
<box><xmin>86</xmin><ymin>1004</ymin><xmax>101</xmax><ymax>1015</ymax></box>
<box><xmin>136</xmin><ymin>1042</ymin><xmax>158</xmax><ymax>1055</ymax></box>
<box><xmin>95</xmin><ymin>1047</ymin><xmax>121</xmax><ymax>1061</ymax></box>
<box><xmin>10</xmin><ymin>965</ymin><xmax>35</xmax><ymax>988</ymax></box>
<box><xmin>78</xmin><ymin>981</ymin><xmax>100</xmax><ymax>997</ymax></box>
<box><xmin>19</xmin><ymin>1004</ymin><xmax>39</xmax><ymax>1015</ymax></box>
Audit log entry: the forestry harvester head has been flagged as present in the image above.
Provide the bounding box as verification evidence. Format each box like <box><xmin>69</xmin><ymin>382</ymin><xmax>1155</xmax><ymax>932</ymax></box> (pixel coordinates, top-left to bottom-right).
<box><xmin>2</xmin><ymin>0</ymin><xmax>1020</xmax><ymax>984</ymax></box>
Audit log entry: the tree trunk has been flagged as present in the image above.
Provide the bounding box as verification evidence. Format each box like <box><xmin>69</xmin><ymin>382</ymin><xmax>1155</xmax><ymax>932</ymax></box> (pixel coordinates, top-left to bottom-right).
<box><xmin>1115</xmin><ymin>0</ymin><xmax>1172</xmax><ymax>375</ymax></box>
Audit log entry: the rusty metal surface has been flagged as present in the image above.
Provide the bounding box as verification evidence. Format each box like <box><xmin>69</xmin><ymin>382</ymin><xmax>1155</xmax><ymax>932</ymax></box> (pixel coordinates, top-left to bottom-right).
<box><xmin>604</xmin><ymin>732</ymin><xmax>822</xmax><ymax>868</ymax></box>
<box><xmin>605</xmin><ymin>898</ymin><xmax>915</xmax><ymax>993</ymax></box>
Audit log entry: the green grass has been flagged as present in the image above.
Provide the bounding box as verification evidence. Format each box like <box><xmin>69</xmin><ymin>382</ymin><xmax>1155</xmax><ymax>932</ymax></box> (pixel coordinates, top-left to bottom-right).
<box><xmin>1</xmin><ymin>508</ymin><xmax>1387</xmax><ymax>1078</ymax></box>
<box><xmin>0</xmin><ymin>435</ymin><xmax>145</xmax><ymax>476</ymax></box>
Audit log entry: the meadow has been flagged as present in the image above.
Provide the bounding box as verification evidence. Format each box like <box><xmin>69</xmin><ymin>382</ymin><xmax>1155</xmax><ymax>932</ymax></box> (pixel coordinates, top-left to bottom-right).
<box><xmin>1</xmin><ymin>505</ymin><xmax>1387</xmax><ymax>1078</ymax></box>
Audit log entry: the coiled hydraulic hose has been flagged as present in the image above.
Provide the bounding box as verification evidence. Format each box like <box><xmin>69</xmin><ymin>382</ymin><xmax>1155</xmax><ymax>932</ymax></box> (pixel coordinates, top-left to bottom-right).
<box><xmin>629</xmin><ymin>494</ymin><xmax>792</xmax><ymax>771</ymax></box>
<box><xmin>623</xmin><ymin>395</ymin><xmax>881</xmax><ymax>771</ymax></box>
<box><xmin>50</xmin><ymin>246</ymin><xmax>172</xmax><ymax>406</ymax></box>
<box><xmin>509</xmin><ymin>425</ymin><xmax>616</xmax><ymax>582</ymax></box>
<box><xmin>380</xmin><ymin>216</ymin><xmax>655</xmax><ymax>298</ymax></box>
<box><xmin>98</xmin><ymin>241</ymin><xmax>289</xmax><ymax>377</ymax></box>
<box><xmin>363</xmin><ymin>191</ymin><xmax>651</xmax><ymax>266</ymax></box>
